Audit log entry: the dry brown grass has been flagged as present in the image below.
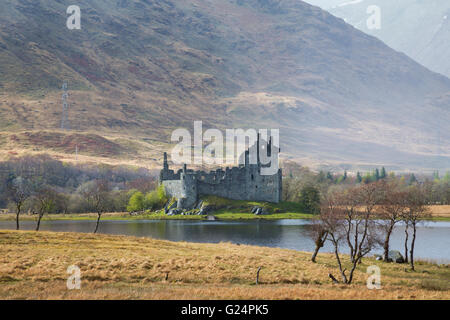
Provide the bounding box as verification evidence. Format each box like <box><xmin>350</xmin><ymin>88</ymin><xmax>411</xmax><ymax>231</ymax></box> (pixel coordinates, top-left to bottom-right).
<box><xmin>0</xmin><ymin>129</ymin><xmax>167</xmax><ymax>170</ymax></box>
<box><xmin>0</xmin><ymin>231</ymin><xmax>448</xmax><ymax>300</ymax></box>
<box><xmin>429</xmin><ymin>205</ymin><xmax>450</xmax><ymax>218</ymax></box>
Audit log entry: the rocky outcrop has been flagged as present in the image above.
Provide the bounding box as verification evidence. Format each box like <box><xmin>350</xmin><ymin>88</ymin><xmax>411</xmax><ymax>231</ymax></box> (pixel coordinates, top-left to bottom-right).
<box><xmin>252</xmin><ymin>206</ymin><xmax>270</xmax><ymax>215</ymax></box>
<box><xmin>388</xmin><ymin>250</ymin><xmax>405</xmax><ymax>263</ymax></box>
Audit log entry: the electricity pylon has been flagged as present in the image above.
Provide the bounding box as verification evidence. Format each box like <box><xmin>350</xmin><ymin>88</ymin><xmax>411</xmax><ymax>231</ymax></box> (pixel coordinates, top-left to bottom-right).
<box><xmin>61</xmin><ymin>81</ymin><xmax>69</xmax><ymax>130</ymax></box>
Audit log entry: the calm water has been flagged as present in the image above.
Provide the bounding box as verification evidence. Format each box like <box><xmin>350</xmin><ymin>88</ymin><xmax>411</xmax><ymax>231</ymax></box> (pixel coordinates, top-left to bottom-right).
<box><xmin>1</xmin><ymin>219</ymin><xmax>449</xmax><ymax>263</ymax></box>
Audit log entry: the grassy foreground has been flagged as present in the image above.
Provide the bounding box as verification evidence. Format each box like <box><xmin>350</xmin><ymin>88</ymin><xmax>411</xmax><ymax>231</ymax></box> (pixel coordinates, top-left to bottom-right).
<box><xmin>0</xmin><ymin>230</ymin><xmax>448</xmax><ymax>300</ymax></box>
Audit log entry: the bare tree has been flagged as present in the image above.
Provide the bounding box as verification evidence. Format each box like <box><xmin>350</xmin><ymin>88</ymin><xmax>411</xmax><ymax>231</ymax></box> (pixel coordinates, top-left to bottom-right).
<box><xmin>378</xmin><ymin>181</ymin><xmax>408</xmax><ymax>262</ymax></box>
<box><xmin>6</xmin><ymin>176</ymin><xmax>32</xmax><ymax>230</ymax></box>
<box><xmin>308</xmin><ymin>186</ymin><xmax>341</xmax><ymax>262</ymax></box>
<box><xmin>402</xmin><ymin>217</ymin><xmax>410</xmax><ymax>264</ymax></box>
<box><xmin>404</xmin><ymin>185</ymin><xmax>431</xmax><ymax>271</ymax></box>
<box><xmin>80</xmin><ymin>180</ymin><xmax>111</xmax><ymax>233</ymax></box>
<box><xmin>309</xmin><ymin>220</ymin><xmax>328</xmax><ymax>263</ymax></box>
<box><xmin>319</xmin><ymin>185</ymin><xmax>381</xmax><ymax>284</ymax></box>
<box><xmin>34</xmin><ymin>186</ymin><xmax>57</xmax><ymax>231</ymax></box>
<box><xmin>55</xmin><ymin>193</ymin><xmax>70</xmax><ymax>215</ymax></box>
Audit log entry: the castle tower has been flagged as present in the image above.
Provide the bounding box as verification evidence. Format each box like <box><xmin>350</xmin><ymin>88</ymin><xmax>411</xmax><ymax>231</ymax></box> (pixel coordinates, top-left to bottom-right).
<box><xmin>257</xmin><ymin>132</ymin><xmax>260</xmax><ymax>165</ymax></box>
<box><xmin>163</xmin><ymin>152</ymin><xmax>169</xmax><ymax>171</ymax></box>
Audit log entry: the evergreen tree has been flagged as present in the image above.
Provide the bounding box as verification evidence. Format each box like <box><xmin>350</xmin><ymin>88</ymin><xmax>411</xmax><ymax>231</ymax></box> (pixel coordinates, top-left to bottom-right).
<box><xmin>356</xmin><ymin>172</ymin><xmax>362</xmax><ymax>183</ymax></box>
<box><xmin>326</xmin><ymin>172</ymin><xmax>333</xmax><ymax>182</ymax></box>
<box><xmin>375</xmin><ymin>168</ymin><xmax>380</xmax><ymax>181</ymax></box>
<box><xmin>433</xmin><ymin>171</ymin><xmax>440</xmax><ymax>181</ymax></box>
<box><xmin>409</xmin><ymin>173</ymin><xmax>417</xmax><ymax>185</ymax></box>
<box><xmin>380</xmin><ymin>167</ymin><xmax>387</xmax><ymax>179</ymax></box>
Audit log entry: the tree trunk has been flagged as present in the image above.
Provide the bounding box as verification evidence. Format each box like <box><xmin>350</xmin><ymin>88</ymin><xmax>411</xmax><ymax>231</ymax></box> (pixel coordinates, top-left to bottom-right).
<box><xmin>16</xmin><ymin>205</ymin><xmax>21</xmax><ymax>230</ymax></box>
<box><xmin>93</xmin><ymin>213</ymin><xmax>102</xmax><ymax>234</ymax></box>
<box><xmin>383</xmin><ymin>224</ymin><xmax>394</xmax><ymax>262</ymax></box>
<box><xmin>311</xmin><ymin>245</ymin><xmax>321</xmax><ymax>263</ymax></box>
<box><xmin>311</xmin><ymin>232</ymin><xmax>327</xmax><ymax>263</ymax></box>
<box><xmin>36</xmin><ymin>213</ymin><xmax>44</xmax><ymax>231</ymax></box>
<box><xmin>410</xmin><ymin>223</ymin><xmax>417</xmax><ymax>271</ymax></box>
<box><xmin>347</xmin><ymin>260</ymin><xmax>359</xmax><ymax>284</ymax></box>
<box><xmin>256</xmin><ymin>267</ymin><xmax>262</xmax><ymax>285</ymax></box>
<box><xmin>334</xmin><ymin>245</ymin><xmax>347</xmax><ymax>284</ymax></box>
<box><xmin>404</xmin><ymin>222</ymin><xmax>409</xmax><ymax>264</ymax></box>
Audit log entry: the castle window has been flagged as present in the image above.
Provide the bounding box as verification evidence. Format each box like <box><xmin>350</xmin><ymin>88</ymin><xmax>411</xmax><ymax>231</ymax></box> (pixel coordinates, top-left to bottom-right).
<box><xmin>251</xmin><ymin>174</ymin><xmax>254</xmax><ymax>181</ymax></box>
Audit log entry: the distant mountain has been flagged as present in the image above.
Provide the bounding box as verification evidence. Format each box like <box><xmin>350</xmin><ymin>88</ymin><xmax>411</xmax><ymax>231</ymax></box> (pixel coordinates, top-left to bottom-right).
<box><xmin>305</xmin><ymin>0</ymin><xmax>450</xmax><ymax>79</ymax></box>
<box><xmin>0</xmin><ymin>0</ymin><xmax>449</xmax><ymax>172</ymax></box>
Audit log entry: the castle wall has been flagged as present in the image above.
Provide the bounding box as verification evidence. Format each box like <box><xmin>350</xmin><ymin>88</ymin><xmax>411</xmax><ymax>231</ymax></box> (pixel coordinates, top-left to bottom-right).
<box><xmin>159</xmin><ymin>135</ymin><xmax>282</xmax><ymax>209</ymax></box>
<box><xmin>162</xmin><ymin>180</ymin><xmax>184</xmax><ymax>200</ymax></box>
<box><xmin>197</xmin><ymin>167</ymin><xmax>248</xmax><ymax>201</ymax></box>
<box><xmin>196</xmin><ymin>165</ymin><xmax>281</xmax><ymax>203</ymax></box>
<box><xmin>162</xmin><ymin>173</ymin><xmax>197</xmax><ymax>209</ymax></box>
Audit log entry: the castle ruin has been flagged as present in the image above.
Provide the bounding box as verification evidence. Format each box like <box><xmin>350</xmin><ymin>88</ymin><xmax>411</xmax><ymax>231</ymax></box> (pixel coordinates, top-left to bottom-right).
<box><xmin>160</xmin><ymin>136</ymin><xmax>282</xmax><ymax>209</ymax></box>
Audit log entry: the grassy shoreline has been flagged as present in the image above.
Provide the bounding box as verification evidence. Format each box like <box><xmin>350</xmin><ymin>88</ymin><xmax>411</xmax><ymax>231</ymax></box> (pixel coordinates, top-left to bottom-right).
<box><xmin>1</xmin><ymin>199</ymin><xmax>448</xmax><ymax>222</ymax></box>
<box><xmin>0</xmin><ymin>212</ymin><xmax>448</xmax><ymax>222</ymax></box>
<box><xmin>0</xmin><ymin>230</ymin><xmax>448</xmax><ymax>300</ymax></box>
<box><xmin>0</xmin><ymin>211</ymin><xmax>315</xmax><ymax>222</ymax></box>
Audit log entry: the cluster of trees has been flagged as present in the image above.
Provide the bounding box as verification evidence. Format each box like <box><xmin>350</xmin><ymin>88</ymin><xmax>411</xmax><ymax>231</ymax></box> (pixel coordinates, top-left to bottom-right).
<box><xmin>6</xmin><ymin>176</ymin><xmax>114</xmax><ymax>233</ymax></box>
<box><xmin>0</xmin><ymin>155</ymin><xmax>158</xmax><ymax>207</ymax></box>
<box><xmin>1</xmin><ymin>155</ymin><xmax>160</xmax><ymax>232</ymax></box>
<box><xmin>283</xmin><ymin>163</ymin><xmax>450</xmax><ymax>207</ymax></box>
<box><xmin>309</xmin><ymin>180</ymin><xmax>429</xmax><ymax>284</ymax></box>
<box><xmin>126</xmin><ymin>186</ymin><xmax>168</xmax><ymax>213</ymax></box>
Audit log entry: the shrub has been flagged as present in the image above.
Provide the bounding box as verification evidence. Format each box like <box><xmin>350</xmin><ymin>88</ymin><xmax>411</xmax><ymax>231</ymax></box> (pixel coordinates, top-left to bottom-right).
<box><xmin>127</xmin><ymin>191</ymin><xmax>145</xmax><ymax>212</ymax></box>
<box><xmin>143</xmin><ymin>185</ymin><xmax>168</xmax><ymax>211</ymax></box>
<box><xmin>111</xmin><ymin>190</ymin><xmax>132</xmax><ymax>212</ymax></box>
<box><xmin>298</xmin><ymin>185</ymin><xmax>321</xmax><ymax>214</ymax></box>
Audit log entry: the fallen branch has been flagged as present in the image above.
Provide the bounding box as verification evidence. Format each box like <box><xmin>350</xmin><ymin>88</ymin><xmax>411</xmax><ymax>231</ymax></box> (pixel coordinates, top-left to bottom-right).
<box><xmin>328</xmin><ymin>273</ymin><xmax>339</xmax><ymax>284</ymax></box>
<box><xmin>256</xmin><ymin>267</ymin><xmax>262</xmax><ymax>285</ymax></box>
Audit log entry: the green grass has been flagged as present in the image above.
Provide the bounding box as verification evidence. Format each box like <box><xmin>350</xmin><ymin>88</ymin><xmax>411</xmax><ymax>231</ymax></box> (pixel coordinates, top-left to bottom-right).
<box><xmin>426</xmin><ymin>217</ymin><xmax>450</xmax><ymax>222</ymax></box>
<box><xmin>201</xmin><ymin>196</ymin><xmax>306</xmax><ymax>213</ymax></box>
<box><xmin>0</xmin><ymin>196</ymin><xmax>314</xmax><ymax>222</ymax></box>
<box><xmin>214</xmin><ymin>211</ymin><xmax>314</xmax><ymax>220</ymax></box>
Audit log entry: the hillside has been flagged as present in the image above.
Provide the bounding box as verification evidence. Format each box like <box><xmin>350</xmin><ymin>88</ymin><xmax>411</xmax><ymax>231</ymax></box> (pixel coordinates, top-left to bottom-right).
<box><xmin>0</xmin><ymin>0</ymin><xmax>449</xmax><ymax>171</ymax></box>
<box><xmin>305</xmin><ymin>0</ymin><xmax>450</xmax><ymax>79</ymax></box>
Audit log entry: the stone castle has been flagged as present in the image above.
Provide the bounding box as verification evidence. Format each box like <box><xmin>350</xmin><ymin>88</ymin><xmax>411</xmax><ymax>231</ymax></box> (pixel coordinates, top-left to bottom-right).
<box><xmin>160</xmin><ymin>136</ymin><xmax>282</xmax><ymax>209</ymax></box>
